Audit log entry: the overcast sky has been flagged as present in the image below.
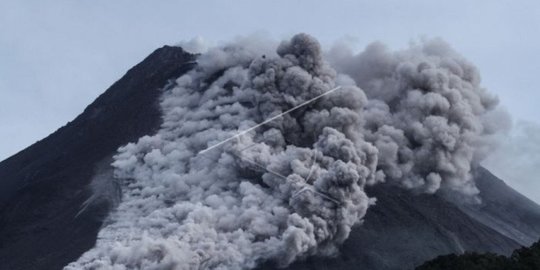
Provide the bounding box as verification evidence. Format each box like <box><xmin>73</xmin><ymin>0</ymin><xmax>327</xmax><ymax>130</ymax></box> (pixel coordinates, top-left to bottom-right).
<box><xmin>1</xmin><ymin>0</ymin><xmax>539</xmax><ymax>202</ymax></box>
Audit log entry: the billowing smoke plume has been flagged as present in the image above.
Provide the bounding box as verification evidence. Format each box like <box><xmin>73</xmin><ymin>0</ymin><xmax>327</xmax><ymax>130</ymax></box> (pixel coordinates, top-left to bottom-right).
<box><xmin>330</xmin><ymin>40</ymin><xmax>506</xmax><ymax>196</ymax></box>
<box><xmin>66</xmin><ymin>34</ymin><xmax>506</xmax><ymax>269</ymax></box>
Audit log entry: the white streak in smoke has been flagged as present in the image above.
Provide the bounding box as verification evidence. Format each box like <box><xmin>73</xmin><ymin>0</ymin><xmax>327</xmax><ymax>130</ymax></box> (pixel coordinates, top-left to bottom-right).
<box><xmin>198</xmin><ymin>86</ymin><xmax>343</xmax><ymax>155</ymax></box>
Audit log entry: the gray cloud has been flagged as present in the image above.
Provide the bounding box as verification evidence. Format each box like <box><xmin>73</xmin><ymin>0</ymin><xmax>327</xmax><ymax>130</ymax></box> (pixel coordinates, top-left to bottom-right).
<box><xmin>66</xmin><ymin>34</ymin><xmax>508</xmax><ymax>269</ymax></box>
<box><xmin>66</xmin><ymin>34</ymin><xmax>378</xmax><ymax>270</ymax></box>
<box><xmin>329</xmin><ymin>39</ymin><xmax>509</xmax><ymax>197</ymax></box>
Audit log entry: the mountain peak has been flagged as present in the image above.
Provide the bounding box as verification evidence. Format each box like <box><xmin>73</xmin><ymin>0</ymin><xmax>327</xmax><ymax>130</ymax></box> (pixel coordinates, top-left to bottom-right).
<box><xmin>0</xmin><ymin>44</ymin><xmax>539</xmax><ymax>270</ymax></box>
<box><xmin>0</xmin><ymin>46</ymin><xmax>195</xmax><ymax>270</ymax></box>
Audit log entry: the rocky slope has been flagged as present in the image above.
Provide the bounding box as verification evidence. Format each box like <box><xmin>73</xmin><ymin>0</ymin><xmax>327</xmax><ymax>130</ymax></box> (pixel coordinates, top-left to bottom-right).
<box><xmin>0</xmin><ymin>46</ymin><xmax>538</xmax><ymax>270</ymax></box>
<box><xmin>0</xmin><ymin>46</ymin><xmax>195</xmax><ymax>270</ymax></box>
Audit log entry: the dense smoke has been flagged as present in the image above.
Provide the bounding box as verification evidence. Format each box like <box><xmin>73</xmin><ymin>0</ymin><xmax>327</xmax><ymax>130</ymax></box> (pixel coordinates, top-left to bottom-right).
<box><xmin>329</xmin><ymin>40</ymin><xmax>506</xmax><ymax>196</ymax></box>
<box><xmin>66</xmin><ymin>34</ymin><xmax>506</xmax><ymax>269</ymax></box>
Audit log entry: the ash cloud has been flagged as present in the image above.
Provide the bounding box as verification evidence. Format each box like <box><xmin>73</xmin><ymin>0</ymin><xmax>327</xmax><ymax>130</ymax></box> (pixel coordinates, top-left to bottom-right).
<box><xmin>329</xmin><ymin>39</ymin><xmax>508</xmax><ymax>196</ymax></box>
<box><xmin>66</xmin><ymin>34</ymin><xmax>508</xmax><ymax>269</ymax></box>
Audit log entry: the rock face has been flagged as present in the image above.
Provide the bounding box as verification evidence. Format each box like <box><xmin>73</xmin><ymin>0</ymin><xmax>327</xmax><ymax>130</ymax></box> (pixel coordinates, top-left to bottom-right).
<box><xmin>0</xmin><ymin>46</ymin><xmax>195</xmax><ymax>270</ymax></box>
<box><xmin>0</xmin><ymin>46</ymin><xmax>538</xmax><ymax>270</ymax></box>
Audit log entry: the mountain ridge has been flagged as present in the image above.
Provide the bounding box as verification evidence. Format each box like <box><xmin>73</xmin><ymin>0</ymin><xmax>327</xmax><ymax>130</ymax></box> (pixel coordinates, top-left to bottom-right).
<box><xmin>0</xmin><ymin>46</ymin><xmax>538</xmax><ymax>270</ymax></box>
<box><xmin>0</xmin><ymin>45</ymin><xmax>195</xmax><ymax>270</ymax></box>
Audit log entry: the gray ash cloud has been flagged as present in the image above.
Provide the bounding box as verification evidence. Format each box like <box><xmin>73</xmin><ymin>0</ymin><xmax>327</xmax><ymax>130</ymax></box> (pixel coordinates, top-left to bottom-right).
<box><xmin>330</xmin><ymin>39</ymin><xmax>507</xmax><ymax>196</ymax></box>
<box><xmin>66</xmin><ymin>34</ymin><xmax>507</xmax><ymax>270</ymax></box>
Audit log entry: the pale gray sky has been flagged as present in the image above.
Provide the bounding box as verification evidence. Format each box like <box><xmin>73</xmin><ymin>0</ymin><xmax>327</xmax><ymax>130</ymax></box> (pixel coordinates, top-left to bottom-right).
<box><xmin>1</xmin><ymin>0</ymin><xmax>539</xmax><ymax>201</ymax></box>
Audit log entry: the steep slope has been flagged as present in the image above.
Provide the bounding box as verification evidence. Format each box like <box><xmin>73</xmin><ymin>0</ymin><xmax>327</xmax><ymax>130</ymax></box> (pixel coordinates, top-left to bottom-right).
<box><xmin>259</xmin><ymin>168</ymin><xmax>540</xmax><ymax>270</ymax></box>
<box><xmin>459</xmin><ymin>167</ymin><xmax>540</xmax><ymax>246</ymax></box>
<box><xmin>258</xmin><ymin>179</ymin><xmax>523</xmax><ymax>270</ymax></box>
<box><xmin>0</xmin><ymin>45</ymin><xmax>539</xmax><ymax>270</ymax></box>
<box><xmin>0</xmin><ymin>46</ymin><xmax>195</xmax><ymax>270</ymax></box>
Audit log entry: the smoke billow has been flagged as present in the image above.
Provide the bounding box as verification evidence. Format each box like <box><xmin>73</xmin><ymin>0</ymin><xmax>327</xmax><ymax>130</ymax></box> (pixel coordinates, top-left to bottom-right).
<box><xmin>66</xmin><ymin>34</ymin><xmax>507</xmax><ymax>269</ymax></box>
<box><xmin>329</xmin><ymin>39</ymin><xmax>506</xmax><ymax>196</ymax></box>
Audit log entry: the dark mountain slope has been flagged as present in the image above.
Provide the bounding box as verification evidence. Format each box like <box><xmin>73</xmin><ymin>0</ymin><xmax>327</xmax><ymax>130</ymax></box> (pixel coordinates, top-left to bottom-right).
<box><xmin>459</xmin><ymin>167</ymin><xmax>540</xmax><ymax>246</ymax></box>
<box><xmin>259</xmin><ymin>169</ymin><xmax>540</xmax><ymax>270</ymax></box>
<box><xmin>0</xmin><ymin>46</ymin><xmax>195</xmax><ymax>270</ymax></box>
<box><xmin>0</xmin><ymin>46</ymin><xmax>539</xmax><ymax>270</ymax></box>
<box><xmin>259</xmin><ymin>181</ymin><xmax>522</xmax><ymax>270</ymax></box>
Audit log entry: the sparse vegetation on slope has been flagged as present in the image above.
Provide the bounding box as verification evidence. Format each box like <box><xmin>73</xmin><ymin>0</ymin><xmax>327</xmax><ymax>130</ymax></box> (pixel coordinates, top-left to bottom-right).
<box><xmin>417</xmin><ymin>239</ymin><xmax>540</xmax><ymax>270</ymax></box>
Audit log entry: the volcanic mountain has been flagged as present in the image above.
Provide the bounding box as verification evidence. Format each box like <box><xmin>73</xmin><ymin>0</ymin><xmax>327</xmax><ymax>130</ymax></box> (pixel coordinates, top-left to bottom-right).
<box><xmin>0</xmin><ymin>44</ymin><xmax>539</xmax><ymax>270</ymax></box>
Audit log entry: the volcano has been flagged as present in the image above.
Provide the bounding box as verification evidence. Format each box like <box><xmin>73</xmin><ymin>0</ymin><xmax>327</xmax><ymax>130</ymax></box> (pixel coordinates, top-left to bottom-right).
<box><xmin>0</xmin><ymin>44</ymin><xmax>539</xmax><ymax>270</ymax></box>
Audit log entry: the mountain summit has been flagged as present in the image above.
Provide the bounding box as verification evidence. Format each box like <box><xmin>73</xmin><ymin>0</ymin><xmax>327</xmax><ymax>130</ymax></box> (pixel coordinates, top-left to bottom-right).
<box><xmin>0</xmin><ymin>46</ymin><xmax>195</xmax><ymax>270</ymax></box>
<box><xmin>1</xmin><ymin>40</ymin><xmax>539</xmax><ymax>270</ymax></box>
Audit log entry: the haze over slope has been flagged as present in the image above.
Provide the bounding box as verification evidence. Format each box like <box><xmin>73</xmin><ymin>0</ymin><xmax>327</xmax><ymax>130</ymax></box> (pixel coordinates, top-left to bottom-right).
<box><xmin>66</xmin><ymin>34</ymin><xmax>510</xmax><ymax>270</ymax></box>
